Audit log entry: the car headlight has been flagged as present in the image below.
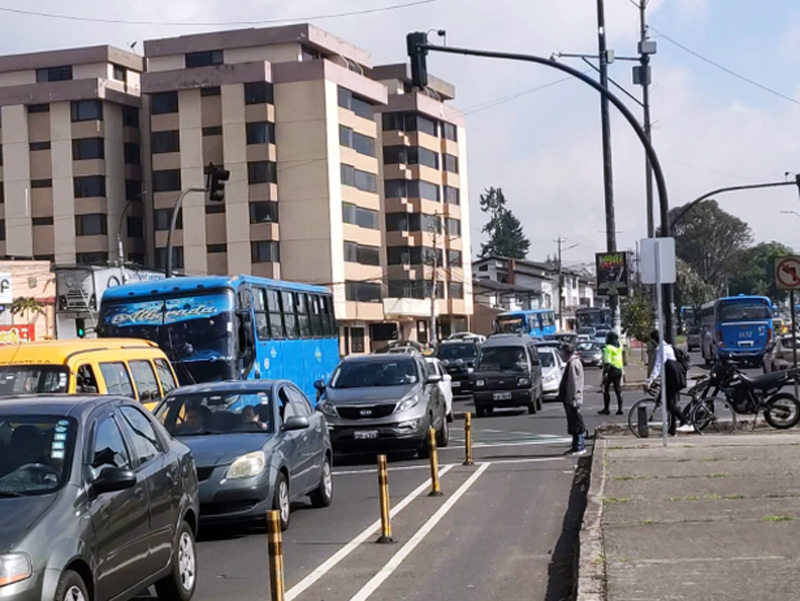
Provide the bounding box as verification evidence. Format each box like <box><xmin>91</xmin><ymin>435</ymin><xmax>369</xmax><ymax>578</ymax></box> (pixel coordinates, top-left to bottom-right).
<box><xmin>544</xmin><ymin>373</ymin><xmax>557</xmax><ymax>383</ymax></box>
<box><xmin>318</xmin><ymin>401</ymin><xmax>338</xmax><ymax>418</ymax></box>
<box><xmin>467</xmin><ymin>367</ymin><xmax>474</xmax><ymax>374</ymax></box>
<box><xmin>396</xmin><ymin>394</ymin><xmax>420</xmax><ymax>413</ymax></box>
<box><xmin>0</xmin><ymin>554</ymin><xmax>32</xmax><ymax>587</ymax></box>
<box><xmin>474</xmin><ymin>379</ymin><xmax>485</xmax><ymax>387</ymax></box>
<box><xmin>518</xmin><ymin>377</ymin><xmax>530</xmax><ymax>386</ymax></box>
<box><xmin>225</xmin><ymin>451</ymin><xmax>266</xmax><ymax>480</ymax></box>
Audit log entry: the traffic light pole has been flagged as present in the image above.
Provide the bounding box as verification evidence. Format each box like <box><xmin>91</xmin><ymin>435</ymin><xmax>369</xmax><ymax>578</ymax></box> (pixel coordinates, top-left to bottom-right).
<box><xmin>407</xmin><ymin>36</ymin><xmax>676</xmax><ymax>341</ymax></box>
<box><xmin>165</xmin><ymin>187</ymin><xmax>206</xmax><ymax>278</ymax></box>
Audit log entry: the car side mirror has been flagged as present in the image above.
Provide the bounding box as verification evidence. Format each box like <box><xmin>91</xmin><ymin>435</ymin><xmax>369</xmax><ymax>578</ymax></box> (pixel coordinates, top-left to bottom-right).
<box><xmin>92</xmin><ymin>466</ymin><xmax>137</xmax><ymax>495</ymax></box>
<box><xmin>283</xmin><ymin>416</ymin><xmax>310</xmax><ymax>431</ymax></box>
<box><xmin>313</xmin><ymin>379</ymin><xmax>326</xmax><ymax>392</ymax></box>
<box><xmin>426</xmin><ymin>374</ymin><xmax>442</xmax><ymax>385</ymax></box>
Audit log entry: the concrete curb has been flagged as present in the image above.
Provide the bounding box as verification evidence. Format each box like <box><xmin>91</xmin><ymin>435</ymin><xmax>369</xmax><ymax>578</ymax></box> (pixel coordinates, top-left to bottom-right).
<box><xmin>577</xmin><ymin>437</ymin><xmax>607</xmax><ymax>601</ymax></box>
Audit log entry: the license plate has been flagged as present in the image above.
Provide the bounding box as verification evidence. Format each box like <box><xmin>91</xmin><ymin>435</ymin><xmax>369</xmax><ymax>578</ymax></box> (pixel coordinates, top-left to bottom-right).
<box><xmin>452</xmin><ymin>381</ymin><xmax>461</xmax><ymax>388</ymax></box>
<box><xmin>354</xmin><ymin>430</ymin><xmax>379</xmax><ymax>440</ymax></box>
<box><xmin>493</xmin><ymin>392</ymin><xmax>512</xmax><ymax>401</ymax></box>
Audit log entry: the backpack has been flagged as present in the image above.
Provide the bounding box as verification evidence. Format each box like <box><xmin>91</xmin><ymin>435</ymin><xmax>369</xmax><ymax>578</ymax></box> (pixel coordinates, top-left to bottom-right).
<box><xmin>674</xmin><ymin>347</ymin><xmax>691</xmax><ymax>387</ymax></box>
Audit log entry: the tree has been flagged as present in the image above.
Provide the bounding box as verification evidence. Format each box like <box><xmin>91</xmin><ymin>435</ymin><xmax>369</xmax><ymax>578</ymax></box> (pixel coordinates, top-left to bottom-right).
<box><xmin>728</xmin><ymin>241</ymin><xmax>793</xmax><ymax>301</ymax></box>
<box><xmin>478</xmin><ymin>187</ymin><xmax>530</xmax><ymax>259</ymax></box>
<box><xmin>621</xmin><ymin>289</ymin><xmax>653</xmax><ymax>343</ymax></box>
<box><xmin>675</xmin><ymin>259</ymin><xmax>716</xmax><ymax>308</ymax></box>
<box><xmin>670</xmin><ymin>200</ymin><xmax>752</xmax><ymax>293</ymax></box>
<box><xmin>10</xmin><ymin>297</ymin><xmax>45</xmax><ymax>325</ymax></box>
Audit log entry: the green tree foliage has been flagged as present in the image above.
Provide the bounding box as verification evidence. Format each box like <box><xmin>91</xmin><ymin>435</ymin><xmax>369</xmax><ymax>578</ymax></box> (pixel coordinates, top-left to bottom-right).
<box><xmin>676</xmin><ymin>259</ymin><xmax>716</xmax><ymax>308</ymax></box>
<box><xmin>728</xmin><ymin>241</ymin><xmax>793</xmax><ymax>301</ymax></box>
<box><xmin>479</xmin><ymin>187</ymin><xmax>531</xmax><ymax>259</ymax></box>
<box><xmin>621</xmin><ymin>290</ymin><xmax>653</xmax><ymax>343</ymax></box>
<box><xmin>670</xmin><ymin>200</ymin><xmax>752</xmax><ymax>293</ymax></box>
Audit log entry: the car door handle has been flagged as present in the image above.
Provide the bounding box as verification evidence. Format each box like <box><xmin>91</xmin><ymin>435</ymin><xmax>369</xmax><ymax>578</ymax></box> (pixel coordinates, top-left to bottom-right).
<box><xmin>166</xmin><ymin>467</ymin><xmax>178</xmax><ymax>484</ymax></box>
<box><xmin>134</xmin><ymin>486</ymin><xmax>145</xmax><ymax>500</ymax></box>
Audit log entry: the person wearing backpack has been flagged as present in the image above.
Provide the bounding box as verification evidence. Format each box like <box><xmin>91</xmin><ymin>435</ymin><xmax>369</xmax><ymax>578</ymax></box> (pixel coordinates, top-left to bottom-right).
<box><xmin>644</xmin><ymin>330</ymin><xmax>692</xmax><ymax>435</ymax></box>
<box><xmin>599</xmin><ymin>331</ymin><xmax>624</xmax><ymax>416</ymax></box>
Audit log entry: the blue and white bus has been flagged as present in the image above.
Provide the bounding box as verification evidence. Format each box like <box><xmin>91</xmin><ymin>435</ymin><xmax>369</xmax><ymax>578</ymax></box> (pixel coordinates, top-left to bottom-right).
<box><xmin>98</xmin><ymin>275</ymin><xmax>339</xmax><ymax>401</ymax></box>
<box><xmin>699</xmin><ymin>295</ymin><xmax>774</xmax><ymax>365</ymax></box>
<box><xmin>494</xmin><ymin>309</ymin><xmax>557</xmax><ymax>338</ymax></box>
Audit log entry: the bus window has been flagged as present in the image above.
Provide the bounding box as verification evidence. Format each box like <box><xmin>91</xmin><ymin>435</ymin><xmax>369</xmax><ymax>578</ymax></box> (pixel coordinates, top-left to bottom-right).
<box><xmin>266</xmin><ymin>288</ymin><xmax>285</xmax><ymax>339</ymax></box>
<box><xmin>310</xmin><ymin>295</ymin><xmax>323</xmax><ymax>338</ymax></box>
<box><xmin>254</xmin><ymin>287</ymin><xmax>270</xmax><ymax>340</ymax></box>
<box><xmin>154</xmin><ymin>359</ymin><xmax>177</xmax><ymax>395</ymax></box>
<box><xmin>297</xmin><ymin>293</ymin><xmax>311</xmax><ymax>338</ymax></box>
<box><xmin>322</xmin><ymin>295</ymin><xmax>335</xmax><ymax>336</ymax></box>
<box><xmin>282</xmin><ymin>291</ymin><xmax>298</xmax><ymax>339</ymax></box>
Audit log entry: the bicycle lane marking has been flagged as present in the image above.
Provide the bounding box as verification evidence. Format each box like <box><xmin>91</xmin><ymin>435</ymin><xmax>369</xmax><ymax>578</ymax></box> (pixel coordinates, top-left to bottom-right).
<box><xmin>285</xmin><ymin>464</ymin><xmax>455</xmax><ymax>601</ymax></box>
<box><xmin>347</xmin><ymin>462</ymin><xmax>491</xmax><ymax>601</ymax></box>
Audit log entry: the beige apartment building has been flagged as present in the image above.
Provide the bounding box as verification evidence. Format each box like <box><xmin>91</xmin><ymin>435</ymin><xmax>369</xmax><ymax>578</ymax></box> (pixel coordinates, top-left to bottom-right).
<box><xmin>0</xmin><ymin>45</ymin><xmax>145</xmax><ymax>265</ymax></box>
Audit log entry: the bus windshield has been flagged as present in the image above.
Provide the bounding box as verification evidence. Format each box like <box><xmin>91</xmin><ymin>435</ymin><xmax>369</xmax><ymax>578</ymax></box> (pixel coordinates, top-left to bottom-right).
<box><xmin>495</xmin><ymin>315</ymin><xmax>526</xmax><ymax>334</ymax></box>
<box><xmin>717</xmin><ymin>300</ymin><xmax>771</xmax><ymax>321</ymax></box>
<box><xmin>99</xmin><ymin>290</ymin><xmax>236</xmax><ymax>383</ymax></box>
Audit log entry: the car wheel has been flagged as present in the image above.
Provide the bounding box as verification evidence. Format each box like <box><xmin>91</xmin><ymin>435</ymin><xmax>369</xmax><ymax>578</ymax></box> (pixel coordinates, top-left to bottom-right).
<box><xmin>155</xmin><ymin>520</ymin><xmax>197</xmax><ymax>601</ymax></box>
<box><xmin>273</xmin><ymin>471</ymin><xmax>290</xmax><ymax>531</ymax></box>
<box><xmin>476</xmin><ymin>405</ymin><xmax>487</xmax><ymax>418</ymax></box>
<box><xmin>536</xmin><ymin>387</ymin><xmax>543</xmax><ymax>412</ymax></box>
<box><xmin>309</xmin><ymin>456</ymin><xmax>333</xmax><ymax>508</ymax></box>
<box><xmin>447</xmin><ymin>408</ymin><xmax>454</xmax><ymax>423</ymax></box>
<box><xmin>436</xmin><ymin>414</ymin><xmax>450</xmax><ymax>447</ymax></box>
<box><xmin>55</xmin><ymin>570</ymin><xmax>89</xmax><ymax>601</ymax></box>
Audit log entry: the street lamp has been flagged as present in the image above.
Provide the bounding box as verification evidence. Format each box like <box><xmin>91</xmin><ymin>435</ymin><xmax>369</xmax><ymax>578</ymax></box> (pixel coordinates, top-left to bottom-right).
<box><xmin>116</xmin><ymin>190</ymin><xmax>146</xmax><ymax>268</ymax></box>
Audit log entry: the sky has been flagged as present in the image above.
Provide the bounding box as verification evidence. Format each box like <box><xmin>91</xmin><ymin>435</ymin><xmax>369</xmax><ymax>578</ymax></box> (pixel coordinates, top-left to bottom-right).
<box><xmin>1</xmin><ymin>0</ymin><xmax>798</xmax><ymax>267</ymax></box>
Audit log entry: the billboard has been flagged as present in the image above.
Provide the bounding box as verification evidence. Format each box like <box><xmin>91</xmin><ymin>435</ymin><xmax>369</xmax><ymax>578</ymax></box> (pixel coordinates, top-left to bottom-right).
<box><xmin>596</xmin><ymin>252</ymin><xmax>630</xmax><ymax>296</ymax></box>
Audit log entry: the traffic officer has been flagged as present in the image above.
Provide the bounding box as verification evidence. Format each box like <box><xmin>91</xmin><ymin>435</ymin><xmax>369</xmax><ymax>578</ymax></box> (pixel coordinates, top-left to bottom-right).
<box><xmin>599</xmin><ymin>331</ymin><xmax>624</xmax><ymax>416</ymax></box>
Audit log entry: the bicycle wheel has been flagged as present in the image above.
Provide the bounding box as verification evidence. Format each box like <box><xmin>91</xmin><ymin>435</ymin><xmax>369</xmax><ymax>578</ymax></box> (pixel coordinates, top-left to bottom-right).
<box><xmin>763</xmin><ymin>393</ymin><xmax>800</xmax><ymax>429</ymax></box>
<box><xmin>691</xmin><ymin>396</ymin><xmax>736</xmax><ymax>434</ymax></box>
<box><xmin>627</xmin><ymin>398</ymin><xmax>663</xmax><ymax>438</ymax></box>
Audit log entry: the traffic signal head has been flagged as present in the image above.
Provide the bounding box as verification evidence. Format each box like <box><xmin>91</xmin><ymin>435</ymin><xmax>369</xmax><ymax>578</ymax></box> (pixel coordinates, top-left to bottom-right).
<box><xmin>406</xmin><ymin>32</ymin><xmax>429</xmax><ymax>90</ymax></box>
<box><xmin>76</xmin><ymin>318</ymin><xmax>85</xmax><ymax>338</ymax></box>
<box><xmin>205</xmin><ymin>162</ymin><xmax>230</xmax><ymax>202</ymax></box>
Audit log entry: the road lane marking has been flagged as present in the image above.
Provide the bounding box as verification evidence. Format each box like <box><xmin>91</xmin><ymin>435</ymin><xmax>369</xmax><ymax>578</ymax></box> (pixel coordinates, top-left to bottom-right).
<box><xmin>347</xmin><ymin>463</ymin><xmax>491</xmax><ymax>601</ymax></box>
<box><xmin>335</xmin><ymin>456</ymin><xmax>564</xmax><ymax>476</ymax></box>
<box><xmin>285</xmin><ymin>464</ymin><xmax>454</xmax><ymax>601</ymax></box>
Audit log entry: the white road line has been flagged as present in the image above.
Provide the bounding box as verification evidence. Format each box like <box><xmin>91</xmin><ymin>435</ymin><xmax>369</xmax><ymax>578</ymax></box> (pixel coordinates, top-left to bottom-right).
<box><xmin>285</xmin><ymin>464</ymin><xmax>454</xmax><ymax>601</ymax></box>
<box><xmin>442</xmin><ymin>438</ymin><xmax>572</xmax><ymax>449</ymax></box>
<box><xmin>335</xmin><ymin>456</ymin><xmax>563</xmax><ymax>476</ymax></box>
<box><xmin>348</xmin><ymin>463</ymin><xmax>491</xmax><ymax>601</ymax></box>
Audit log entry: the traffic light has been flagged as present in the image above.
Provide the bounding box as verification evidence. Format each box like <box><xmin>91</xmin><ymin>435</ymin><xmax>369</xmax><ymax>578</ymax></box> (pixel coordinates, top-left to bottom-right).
<box><xmin>205</xmin><ymin>162</ymin><xmax>230</xmax><ymax>202</ymax></box>
<box><xmin>76</xmin><ymin>318</ymin><xmax>86</xmax><ymax>339</ymax></box>
<box><xmin>406</xmin><ymin>32</ymin><xmax>429</xmax><ymax>89</ymax></box>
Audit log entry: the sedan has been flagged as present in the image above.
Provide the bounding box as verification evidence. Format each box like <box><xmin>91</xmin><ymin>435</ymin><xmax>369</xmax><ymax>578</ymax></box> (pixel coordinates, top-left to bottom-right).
<box><xmin>156</xmin><ymin>380</ymin><xmax>332</xmax><ymax>531</ymax></box>
<box><xmin>538</xmin><ymin>347</ymin><xmax>566</xmax><ymax>399</ymax></box>
<box><xmin>0</xmin><ymin>396</ymin><xmax>199</xmax><ymax>601</ymax></box>
<box><xmin>425</xmin><ymin>357</ymin><xmax>454</xmax><ymax>421</ymax></box>
<box><xmin>578</xmin><ymin>341</ymin><xmax>604</xmax><ymax>368</ymax></box>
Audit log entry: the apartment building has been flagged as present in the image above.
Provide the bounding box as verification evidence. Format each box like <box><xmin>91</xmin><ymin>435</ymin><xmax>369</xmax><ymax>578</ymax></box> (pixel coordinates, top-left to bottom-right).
<box><xmin>0</xmin><ymin>45</ymin><xmax>145</xmax><ymax>265</ymax></box>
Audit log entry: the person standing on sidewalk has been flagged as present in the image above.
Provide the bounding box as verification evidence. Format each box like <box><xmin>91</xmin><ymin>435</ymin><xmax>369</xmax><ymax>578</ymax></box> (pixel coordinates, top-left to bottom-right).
<box><xmin>558</xmin><ymin>342</ymin><xmax>586</xmax><ymax>456</ymax></box>
<box><xmin>599</xmin><ymin>331</ymin><xmax>624</xmax><ymax>416</ymax></box>
<box><xmin>645</xmin><ymin>330</ymin><xmax>692</xmax><ymax>435</ymax></box>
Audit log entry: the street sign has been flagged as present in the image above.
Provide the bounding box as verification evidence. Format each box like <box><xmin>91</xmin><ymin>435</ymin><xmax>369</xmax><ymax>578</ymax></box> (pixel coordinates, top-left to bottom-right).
<box><xmin>640</xmin><ymin>238</ymin><xmax>676</xmax><ymax>285</ymax></box>
<box><xmin>595</xmin><ymin>252</ymin><xmax>630</xmax><ymax>296</ymax></box>
<box><xmin>775</xmin><ymin>256</ymin><xmax>800</xmax><ymax>291</ymax></box>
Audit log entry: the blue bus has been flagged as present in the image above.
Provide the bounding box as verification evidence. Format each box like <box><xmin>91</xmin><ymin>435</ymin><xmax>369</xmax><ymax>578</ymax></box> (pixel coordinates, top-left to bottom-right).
<box><xmin>98</xmin><ymin>275</ymin><xmax>339</xmax><ymax>401</ymax></box>
<box><xmin>494</xmin><ymin>309</ymin><xmax>557</xmax><ymax>338</ymax></box>
<box><xmin>575</xmin><ymin>307</ymin><xmax>612</xmax><ymax>331</ymax></box>
<box><xmin>699</xmin><ymin>295</ymin><xmax>773</xmax><ymax>365</ymax></box>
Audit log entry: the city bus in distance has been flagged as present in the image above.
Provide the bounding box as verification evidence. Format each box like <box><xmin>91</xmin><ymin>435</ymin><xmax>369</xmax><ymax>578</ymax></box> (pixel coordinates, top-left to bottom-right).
<box><xmin>494</xmin><ymin>309</ymin><xmax>557</xmax><ymax>338</ymax></box>
<box><xmin>699</xmin><ymin>295</ymin><xmax>774</xmax><ymax>365</ymax></box>
<box><xmin>98</xmin><ymin>275</ymin><xmax>339</xmax><ymax>401</ymax></box>
<box><xmin>575</xmin><ymin>307</ymin><xmax>612</xmax><ymax>331</ymax></box>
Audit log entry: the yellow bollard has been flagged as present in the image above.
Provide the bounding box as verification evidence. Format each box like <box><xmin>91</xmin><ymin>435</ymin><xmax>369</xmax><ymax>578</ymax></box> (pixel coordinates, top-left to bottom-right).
<box><xmin>463</xmin><ymin>412</ymin><xmax>474</xmax><ymax>466</ymax></box>
<box><xmin>267</xmin><ymin>510</ymin><xmax>285</xmax><ymax>601</ymax></box>
<box><xmin>428</xmin><ymin>427</ymin><xmax>443</xmax><ymax>497</ymax></box>
<box><xmin>376</xmin><ymin>454</ymin><xmax>393</xmax><ymax>543</ymax></box>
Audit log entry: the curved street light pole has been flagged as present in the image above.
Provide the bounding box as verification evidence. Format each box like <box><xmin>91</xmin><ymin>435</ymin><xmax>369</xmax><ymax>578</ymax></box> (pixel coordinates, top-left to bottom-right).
<box><xmin>165</xmin><ymin>187</ymin><xmax>206</xmax><ymax>278</ymax></box>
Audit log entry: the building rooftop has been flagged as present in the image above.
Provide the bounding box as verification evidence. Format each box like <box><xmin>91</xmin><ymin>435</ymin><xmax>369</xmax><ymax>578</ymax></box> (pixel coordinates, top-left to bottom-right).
<box><xmin>0</xmin><ymin>45</ymin><xmax>143</xmax><ymax>74</ymax></box>
<box><xmin>368</xmin><ymin>63</ymin><xmax>455</xmax><ymax>100</ymax></box>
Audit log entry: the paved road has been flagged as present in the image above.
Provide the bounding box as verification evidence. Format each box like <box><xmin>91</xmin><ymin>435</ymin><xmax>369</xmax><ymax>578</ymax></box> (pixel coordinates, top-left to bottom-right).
<box><xmin>153</xmin><ymin>367</ymin><xmax>638</xmax><ymax>601</ymax></box>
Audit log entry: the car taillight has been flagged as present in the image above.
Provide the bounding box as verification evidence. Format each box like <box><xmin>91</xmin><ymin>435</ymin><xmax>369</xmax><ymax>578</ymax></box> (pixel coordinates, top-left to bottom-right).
<box><xmin>717</xmin><ymin>330</ymin><xmax>723</xmax><ymax>344</ymax></box>
<box><xmin>767</xmin><ymin>329</ymin><xmax>772</xmax><ymax>345</ymax></box>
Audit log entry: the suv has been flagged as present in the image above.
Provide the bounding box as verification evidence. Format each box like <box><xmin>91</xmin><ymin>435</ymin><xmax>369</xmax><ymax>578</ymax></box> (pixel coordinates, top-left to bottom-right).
<box><xmin>472</xmin><ymin>334</ymin><xmax>543</xmax><ymax>417</ymax></box>
<box><xmin>316</xmin><ymin>354</ymin><xmax>448</xmax><ymax>457</ymax></box>
<box><xmin>434</xmin><ymin>340</ymin><xmax>479</xmax><ymax>396</ymax></box>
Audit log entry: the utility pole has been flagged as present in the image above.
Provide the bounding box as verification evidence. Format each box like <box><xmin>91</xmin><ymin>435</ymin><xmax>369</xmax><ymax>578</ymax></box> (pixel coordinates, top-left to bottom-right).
<box><xmin>429</xmin><ymin>213</ymin><xmax>441</xmax><ymax>345</ymax></box>
<box><xmin>557</xmin><ymin>236</ymin><xmax>564</xmax><ymax>330</ymax></box>
<box><xmin>637</xmin><ymin>0</ymin><xmax>655</xmax><ymax>238</ymax></box>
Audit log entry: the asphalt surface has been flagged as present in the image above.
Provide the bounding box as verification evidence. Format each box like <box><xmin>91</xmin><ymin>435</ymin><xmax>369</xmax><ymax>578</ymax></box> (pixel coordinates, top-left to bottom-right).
<box><xmin>134</xmin><ymin>365</ymin><xmax>640</xmax><ymax>601</ymax></box>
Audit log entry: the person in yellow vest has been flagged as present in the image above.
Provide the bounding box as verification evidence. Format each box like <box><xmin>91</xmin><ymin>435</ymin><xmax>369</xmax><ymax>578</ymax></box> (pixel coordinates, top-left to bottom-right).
<box><xmin>599</xmin><ymin>331</ymin><xmax>624</xmax><ymax>415</ymax></box>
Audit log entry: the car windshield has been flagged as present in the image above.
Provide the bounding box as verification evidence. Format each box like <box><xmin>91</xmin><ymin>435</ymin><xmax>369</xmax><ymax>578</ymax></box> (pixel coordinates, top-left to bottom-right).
<box><xmin>718</xmin><ymin>301</ymin><xmax>771</xmax><ymax>321</ymax></box>
<box><xmin>0</xmin><ymin>415</ymin><xmax>74</xmax><ymax>496</ymax></box>
<box><xmin>436</xmin><ymin>344</ymin><xmax>477</xmax><ymax>360</ymax></box>
<box><xmin>477</xmin><ymin>347</ymin><xmax>528</xmax><ymax>372</ymax></box>
<box><xmin>157</xmin><ymin>391</ymin><xmax>274</xmax><ymax>435</ymax></box>
<box><xmin>539</xmin><ymin>352</ymin><xmax>556</xmax><ymax>368</ymax></box>
<box><xmin>331</xmin><ymin>359</ymin><xmax>418</xmax><ymax>388</ymax></box>
<box><xmin>0</xmin><ymin>366</ymin><xmax>70</xmax><ymax>395</ymax></box>
<box><xmin>578</xmin><ymin>342</ymin><xmax>601</xmax><ymax>352</ymax></box>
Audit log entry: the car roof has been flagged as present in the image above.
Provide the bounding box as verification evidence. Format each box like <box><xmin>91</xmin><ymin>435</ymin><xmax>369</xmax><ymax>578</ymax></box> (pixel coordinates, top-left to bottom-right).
<box><xmin>0</xmin><ymin>395</ymin><xmax>128</xmax><ymax>418</ymax></box>
<box><xmin>345</xmin><ymin>353</ymin><xmax>418</xmax><ymax>364</ymax></box>
<box><xmin>438</xmin><ymin>339</ymin><xmax>478</xmax><ymax>346</ymax></box>
<box><xmin>168</xmin><ymin>380</ymin><xmax>285</xmax><ymax>396</ymax></box>
<box><xmin>483</xmin><ymin>334</ymin><xmax>534</xmax><ymax>348</ymax></box>
<box><xmin>0</xmin><ymin>338</ymin><xmax>162</xmax><ymax>364</ymax></box>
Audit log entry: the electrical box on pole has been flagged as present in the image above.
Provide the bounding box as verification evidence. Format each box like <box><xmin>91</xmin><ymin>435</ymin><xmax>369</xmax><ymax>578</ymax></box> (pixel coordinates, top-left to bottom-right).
<box><xmin>406</xmin><ymin>32</ymin><xmax>429</xmax><ymax>89</ymax></box>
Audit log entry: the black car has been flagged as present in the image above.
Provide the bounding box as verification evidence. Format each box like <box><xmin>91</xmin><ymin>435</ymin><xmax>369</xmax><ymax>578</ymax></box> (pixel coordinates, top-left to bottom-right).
<box><xmin>157</xmin><ymin>380</ymin><xmax>333</xmax><ymax>531</ymax></box>
<box><xmin>472</xmin><ymin>334</ymin><xmax>543</xmax><ymax>417</ymax></box>
<box><xmin>0</xmin><ymin>396</ymin><xmax>199</xmax><ymax>601</ymax></box>
<box><xmin>434</xmin><ymin>340</ymin><xmax>479</xmax><ymax>396</ymax></box>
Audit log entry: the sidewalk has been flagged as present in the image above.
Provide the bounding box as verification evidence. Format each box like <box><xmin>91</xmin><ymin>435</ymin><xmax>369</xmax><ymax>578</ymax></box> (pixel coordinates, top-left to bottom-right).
<box><xmin>579</xmin><ymin>432</ymin><xmax>800</xmax><ymax>601</ymax></box>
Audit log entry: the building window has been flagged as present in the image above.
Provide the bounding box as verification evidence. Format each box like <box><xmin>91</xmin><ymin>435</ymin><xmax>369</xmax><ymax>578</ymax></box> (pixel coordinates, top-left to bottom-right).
<box><xmin>31</xmin><ymin>179</ymin><xmax>52</xmax><ymax>189</ymax></box>
<box><xmin>151</xmin><ymin>92</ymin><xmax>178</xmax><ymax>115</ymax></box>
<box><xmin>126</xmin><ymin>216</ymin><xmax>144</xmax><ymax>238</ymax></box>
<box><xmin>342</xmin><ymin>203</ymin><xmax>378</xmax><ymax>229</ymax></box>
<box><xmin>29</xmin><ymin>141</ymin><xmax>50</xmax><ymax>151</ymax></box>
<box><xmin>207</xmin><ymin>243</ymin><xmax>227</xmax><ymax>253</ymax></box>
<box><xmin>386</xmin><ymin>213</ymin><xmax>441</xmax><ymax>233</ymax></box>
<box><xmin>73</xmin><ymin>137</ymin><xmax>105</xmax><ymax>160</ymax></box>
<box><xmin>301</xmin><ymin>45</ymin><xmax>322</xmax><ymax>61</ymax></box>
<box><xmin>340</xmin><ymin>164</ymin><xmax>377</xmax><ymax>193</ymax></box>
<box><xmin>36</xmin><ymin>66</ymin><xmax>72</xmax><ymax>83</ymax></box>
<box><xmin>382</xmin><ymin>112</ymin><xmax>438</xmax><ymax>137</ymax></box>
<box><xmin>32</xmin><ymin>216</ymin><xmax>53</xmax><ymax>226</ymax></box>
<box><xmin>387</xmin><ymin>246</ymin><xmax>441</xmax><ymax>267</ymax></box>
<box><xmin>151</xmin><ymin>130</ymin><xmax>180</xmax><ymax>154</ymax></box>
<box><xmin>444</xmin><ymin>186</ymin><xmax>460</xmax><ymax>205</ymax></box>
<box><xmin>447</xmin><ymin>250</ymin><xmax>463</xmax><ymax>267</ymax></box>
<box><xmin>202</xmin><ymin>126</ymin><xmax>222</xmax><ymax>136</ymax></box>
<box><xmin>71</xmin><ymin>100</ymin><xmax>103</xmax><ymax>122</ymax></box>
<box><xmin>351</xmin><ymin>327</ymin><xmax>365</xmax><ymax>353</ymax></box>
<box><xmin>249</xmin><ymin>201</ymin><xmax>278</xmax><ymax>224</ymax></box>
<box><xmin>445</xmin><ymin>217</ymin><xmax>461</xmax><ymax>236</ymax></box>
<box><xmin>28</xmin><ymin>103</ymin><xmax>49</xmax><ymax>114</ymax></box>
<box><xmin>383</xmin><ymin>145</ymin><xmax>439</xmax><ymax>169</ymax></box>
<box><xmin>339</xmin><ymin>126</ymin><xmax>375</xmax><ymax>157</ymax></box>
<box><xmin>244</xmin><ymin>81</ymin><xmax>274</xmax><ymax>105</ymax></box>
<box><xmin>448</xmin><ymin>281</ymin><xmax>464</xmax><ymax>299</ymax></box>
<box><xmin>152</xmin><ymin>169</ymin><xmax>181</xmax><ymax>192</ymax></box>
<box><xmin>124</xmin><ymin>143</ymin><xmax>141</xmax><ymax>165</ymax></box>
<box><xmin>443</xmin><ymin>153</ymin><xmax>459</xmax><ymax>173</ymax></box>
<box><xmin>73</xmin><ymin>176</ymin><xmax>106</xmax><ymax>198</ymax></box>
<box><xmin>200</xmin><ymin>86</ymin><xmax>221</xmax><ymax>97</ymax></box>
<box><xmin>443</xmin><ymin>122</ymin><xmax>458</xmax><ymax>141</ymax></box>
<box><xmin>388</xmin><ymin>279</ymin><xmax>443</xmax><ymax>299</ymax></box>
<box><xmin>246</xmin><ymin>122</ymin><xmax>276</xmax><ymax>145</ymax></box>
<box><xmin>76</xmin><ymin>252</ymin><xmax>109</xmax><ymax>265</ymax></box>
<box><xmin>125</xmin><ymin>179</ymin><xmax>142</xmax><ymax>201</ymax></box>
<box><xmin>0</xmin><ymin>220</ymin><xmax>4</xmax><ymax>241</ymax></box>
<box><xmin>247</xmin><ymin>161</ymin><xmax>277</xmax><ymax>184</ymax></box>
<box><xmin>154</xmin><ymin>208</ymin><xmax>181</xmax><ymax>231</ymax></box>
<box><xmin>185</xmin><ymin>50</ymin><xmax>223</xmax><ymax>68</ymax></box>
<box><xmin>337</xmin><ymin>87</ymin><xmax>373</xmax><ymax>119</ymax></box>
<box><xmin>205</xmin><ymin>203</ymin><xmax>225</xmax><ymax>214</ymax></box>
<box><xmin>122</xmin><ymin>105</ymin><xmax>139</xmax><ymax>128</ymax></box>
<box><xmin>154</xmin><ymin>247</ymin><xmax>183</xmax><ymax>270</ymax></box>
<box><xmin>128</xmin><ymin>253</ymin><xmax>145</xmax><ymax>265</ymax></box>
<box><xmin>112</xmin><ymin>64</ymin><xmax>127</xmax><ymax>81</ymax></box>
<box><xmin>0</xmin><ymin>145</ymin><xmax>3</xmax><ymax>165</ymax></box>
<box><xmin>344</xmin><ymin>241</ymin><xmax>381</xmax><ymax>266</ymax></box>
<box><xmin>75</xmin><ymin>213</ymin><xmax>108</xmax><ymax>236</ymax></box>
<box><xmin>251</xmin><ymin>241</ymin><xmax>280</xmax><ymax>263</ymax></box>
<box><xmin>345</xmin><ymin>281</ymin><xmax>381</xmax><ymax>302</ymax></box>
<box><xmin>384</xmin><ymin>179</ymin><xmax>440</xmax><ymax>202</ymax></box>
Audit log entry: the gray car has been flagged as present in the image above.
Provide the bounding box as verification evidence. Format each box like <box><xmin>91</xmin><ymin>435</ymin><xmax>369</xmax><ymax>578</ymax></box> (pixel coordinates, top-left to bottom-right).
<box><xmin>156</xmin><ymin>380</ymin><xmax>333</xmax><ymax>531</ymax></box>
<box><xmin>0</xmin><ymin>395</ymin><xmax>199</xmax><ymax>601</ymax></box>
<box><xmin>315</xmin><ymin>354</ymin><xmax>448</xmax><ymax>457</ymax></box>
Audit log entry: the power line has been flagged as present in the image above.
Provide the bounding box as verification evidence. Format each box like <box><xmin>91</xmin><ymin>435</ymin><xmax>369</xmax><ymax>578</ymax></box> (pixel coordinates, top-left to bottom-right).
<box><xmin>463</xmin><ymin>71</ymin><xmax>591</xmax><ymax>115</ymax></box>
<box><xmin>650</xmin><ymin>26</ymin><xmax>800</xmax><ymax>107</ymax></box>
<box><xmin>0</xmin><ymin>0</ymin><xmax>437</xmax><ymax>27</ymax></box>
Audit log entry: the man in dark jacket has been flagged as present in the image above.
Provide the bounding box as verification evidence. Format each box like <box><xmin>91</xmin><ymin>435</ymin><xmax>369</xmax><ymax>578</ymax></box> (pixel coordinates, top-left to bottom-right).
<box><xmin>558</xmin><ymin>342</ymin><xmax>586</xmax><ymax>456</ymax></box>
